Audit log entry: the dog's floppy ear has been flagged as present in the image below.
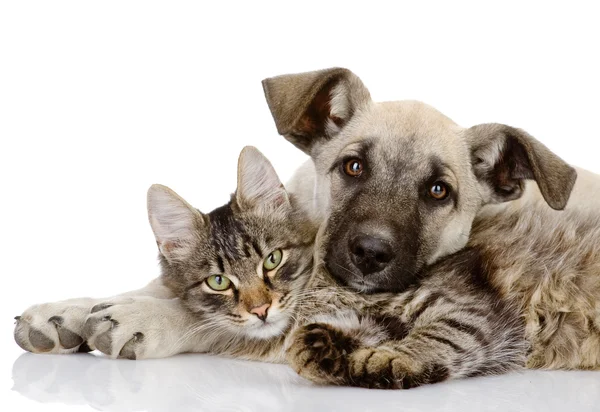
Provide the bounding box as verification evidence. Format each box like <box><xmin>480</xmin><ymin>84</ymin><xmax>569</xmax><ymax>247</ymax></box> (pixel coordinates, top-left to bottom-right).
<box><xmin>236</xmin><ymin>146</ymin><xmax>290</xmax><ymax>214</ymax></box>
<box><xmin>262</xmin><ymin>67</ymin><xmax>371</xmax><ymax>154</ymax></box>
<box><xmin>147</xmin><ymin>184</ymin><xmax>204</xmax><ymax>262</ymax></box>
<box><xmin>468</xmin><ymin>123</ymin><xmax>577</xmax><ymax>210</ymax></box>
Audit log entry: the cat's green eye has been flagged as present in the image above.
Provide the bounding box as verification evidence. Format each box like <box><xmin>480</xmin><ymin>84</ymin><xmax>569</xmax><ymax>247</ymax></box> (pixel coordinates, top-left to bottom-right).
<box><xmin>206</xmin><ymin>275</ymin><xmax>232</xmax><ymax>291</ymax></box>
<box><xmin>263</xmin><ymin>249</ymin><xmax>283</xmax><ymax>271</ymax></box>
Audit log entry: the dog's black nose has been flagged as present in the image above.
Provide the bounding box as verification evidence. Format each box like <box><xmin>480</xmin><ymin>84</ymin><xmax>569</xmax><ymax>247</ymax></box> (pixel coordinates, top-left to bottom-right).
<box><xmin>349</xmin><ymin>234</ymin><xmax>394</xmax><ymax>275</ymax></box>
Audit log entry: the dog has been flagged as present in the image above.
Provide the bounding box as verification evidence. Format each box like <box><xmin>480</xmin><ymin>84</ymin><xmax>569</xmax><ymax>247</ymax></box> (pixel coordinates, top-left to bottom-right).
<box><xmin>263</xmin><ymin>67</ymin><xmax>600</xmax><ymax>368</ymax></box>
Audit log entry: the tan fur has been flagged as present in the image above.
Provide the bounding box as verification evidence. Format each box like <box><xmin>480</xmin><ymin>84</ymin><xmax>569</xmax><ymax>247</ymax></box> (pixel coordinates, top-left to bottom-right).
<box><xmin>470</xmin><ymin>176</ymin><xmax>600</xmax><ymax>369</ymax></box>
<box><xmin>262</xmin><ymin>67</ymin><xmax>599</xmax><ymax>372</ymax></box>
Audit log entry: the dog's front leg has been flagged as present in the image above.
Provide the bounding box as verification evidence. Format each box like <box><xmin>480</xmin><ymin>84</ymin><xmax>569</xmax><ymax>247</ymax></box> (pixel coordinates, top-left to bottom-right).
<box><xmin>14</xmin><ymin>276</ymin><xmax>177</xmax><ymax>355</ymax></box>
<box><xmin>81</xmin><ymin>296</ymin><xmax>207</xmax><ymax>359</ymax></box>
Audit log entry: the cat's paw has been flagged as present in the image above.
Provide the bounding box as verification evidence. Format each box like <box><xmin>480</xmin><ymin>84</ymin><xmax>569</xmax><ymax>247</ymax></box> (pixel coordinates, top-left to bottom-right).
<box><xmin>83</xmin><ymin>297</ymin><xmax>193</xmax><ymax>360</ymax></box>
<box><xmin>14</xmin><ymin>298</ymin><xmax>98</xmax><ymax>354</ymax></box>
<box><xmin>348</xmin><ymin>347</ymin><xmax>408</xmax><ymax>389</ymax></box>
<box><xmin>348</xmin><ymin>347</ymin><xmax>445</xmax><ymax>389</ymax></box>
<box><xmin>286</xmin><ymin>323</ymin><xmax>357</xmax><ymax>385</ymax></box>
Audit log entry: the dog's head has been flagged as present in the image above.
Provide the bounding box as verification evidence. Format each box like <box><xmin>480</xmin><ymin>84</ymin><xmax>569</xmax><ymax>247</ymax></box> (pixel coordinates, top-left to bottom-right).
<box><xmin>263</xmin><ymin>68</ymin><xmax>577</xmax><ymax>293</ymax></box>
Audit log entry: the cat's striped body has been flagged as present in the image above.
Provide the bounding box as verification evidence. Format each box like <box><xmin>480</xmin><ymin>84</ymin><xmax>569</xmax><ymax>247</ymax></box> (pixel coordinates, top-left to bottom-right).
<box><xmin>196</xmin><ymin>246</ymin><xmax>527</xmax><ymax>389</ymax></box>
<box><xmin>285</xmin><ymin>248</ymin><xmax>526</xmax><ymax>388</ymax></box>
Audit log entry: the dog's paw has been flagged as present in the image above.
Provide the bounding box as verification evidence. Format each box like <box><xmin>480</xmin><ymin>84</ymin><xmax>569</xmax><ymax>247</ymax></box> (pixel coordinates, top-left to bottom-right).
<box><xmin>83</xmin><ymin>297</ymin><xmax>192</xmax><ymax>360</ymax></box>
<box><xmin>14</xmin><ymin>298</ymin><xmax>98</xmax><ymax>354</ymax></box>
<box><xmin>286</xmin><ymin>323</ymin><xmax>357</xmax><ymax>385</ymax></box>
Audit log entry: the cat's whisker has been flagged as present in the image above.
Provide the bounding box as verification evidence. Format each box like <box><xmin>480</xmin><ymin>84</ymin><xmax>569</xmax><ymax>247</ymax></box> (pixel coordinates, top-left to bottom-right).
<box><xmin>332</xmin><ymin>262</ymin><xmax>360</xmax><ymax>278</ymax></box>
<box><xmin>172</xmin><ymin>318</ymin><xmax>223</xmax><ymax>351</ymax></box>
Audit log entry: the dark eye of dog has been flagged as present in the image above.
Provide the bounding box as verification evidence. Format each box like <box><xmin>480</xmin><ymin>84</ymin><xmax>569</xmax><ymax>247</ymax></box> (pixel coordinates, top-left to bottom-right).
<box><xmin>429</xmin><ymin>181</ymin><xmax>450</xmax><ymax>200</ymax></box>
<box><xmin>343</xmin><ymin>159</ymin><xmax>363</xmax><ymax>177</ymax></box>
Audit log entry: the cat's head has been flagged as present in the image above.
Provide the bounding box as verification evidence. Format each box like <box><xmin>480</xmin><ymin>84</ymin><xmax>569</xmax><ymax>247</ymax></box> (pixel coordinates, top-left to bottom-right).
<box><xmin>147</xmin><ymin>147</ymin><xmax>316</xmax><ymax>339</ymax></box>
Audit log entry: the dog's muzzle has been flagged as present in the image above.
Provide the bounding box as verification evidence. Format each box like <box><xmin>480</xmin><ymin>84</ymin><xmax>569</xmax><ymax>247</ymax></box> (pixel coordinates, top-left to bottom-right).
<box><xmin>348</xmin><ymin>233</ymin><xmax>394</xmax><ymax>275</ymax></box>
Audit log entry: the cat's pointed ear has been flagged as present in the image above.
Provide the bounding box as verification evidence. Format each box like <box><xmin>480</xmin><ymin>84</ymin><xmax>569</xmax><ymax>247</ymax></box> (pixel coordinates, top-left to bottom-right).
<box><xmin>147</xmin><ymin>184</ymin><xmax>204</xmax><ymax>262</ymax></box>
<box><xmin>235</xmin><ymin>146</ymin><xmax>290</xmax><ymax>214</ymax></box>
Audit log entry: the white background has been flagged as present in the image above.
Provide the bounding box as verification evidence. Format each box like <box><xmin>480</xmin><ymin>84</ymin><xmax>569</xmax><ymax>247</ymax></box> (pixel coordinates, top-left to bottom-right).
<box><xmin>1</xmin><ymin>1</ymin><xmax>599</xmax><ymax>411</ymax></box>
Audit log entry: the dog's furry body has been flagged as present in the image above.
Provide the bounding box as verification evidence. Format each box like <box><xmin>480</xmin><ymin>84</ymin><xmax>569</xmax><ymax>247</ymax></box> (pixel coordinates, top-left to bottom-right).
<box><xmin>289</xmin><ymin>159</ymin><xmax>600</xmax><ymax>371</ymax></box>
<box><xmin>472</xmin><ymin>175</ymin><xmax>600</xmax><ymax>369</ymax></box>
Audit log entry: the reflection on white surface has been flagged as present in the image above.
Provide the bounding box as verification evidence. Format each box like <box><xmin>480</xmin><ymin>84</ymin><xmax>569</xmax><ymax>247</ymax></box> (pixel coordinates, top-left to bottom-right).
<box><xmin>11</xmin><ymin>352</ymin><xmax>600</xmax><ymax>412</ymax></box>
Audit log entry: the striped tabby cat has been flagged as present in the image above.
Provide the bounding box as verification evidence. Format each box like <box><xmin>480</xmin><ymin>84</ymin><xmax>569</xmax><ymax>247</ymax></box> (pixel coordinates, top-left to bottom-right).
<box><xmin>149</xmin><ymin>146</ymin><xmax>527</xmax><ymax>388</ymax></box>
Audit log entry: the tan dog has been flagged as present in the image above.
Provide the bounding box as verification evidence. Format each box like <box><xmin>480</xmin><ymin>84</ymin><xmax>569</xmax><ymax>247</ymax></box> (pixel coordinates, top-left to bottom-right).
<box><xmin>263</xmin><ymin>67</ymin><xmax>600</xmax><ymax>368</ymax></box>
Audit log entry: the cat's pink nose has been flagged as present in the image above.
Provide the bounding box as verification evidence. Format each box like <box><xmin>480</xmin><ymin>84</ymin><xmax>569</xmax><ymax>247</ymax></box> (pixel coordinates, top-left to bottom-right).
<box><xmin>250</xmin><ymin>303</ymin><xmax>270</xmax><ymax>321</ymax></box>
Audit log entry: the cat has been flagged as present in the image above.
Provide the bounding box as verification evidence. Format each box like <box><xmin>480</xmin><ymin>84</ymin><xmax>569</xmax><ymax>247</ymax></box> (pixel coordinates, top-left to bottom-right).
<box><xmin>15</xmin><ymin>146</ymin><xmax>528</xmax><ymax>389</ymax></box>
<box><xmin>15</xmin><ymin>146</ymin><xmax>317</xmax><ymax>361</ymax></box>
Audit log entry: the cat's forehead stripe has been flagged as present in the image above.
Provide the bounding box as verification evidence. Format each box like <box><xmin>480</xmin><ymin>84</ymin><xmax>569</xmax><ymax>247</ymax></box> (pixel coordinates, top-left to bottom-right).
<box><xmin>207</xmin><ymin>203</ymin><xmax>249</xmax><ymax>260</ymax></box>
<box><xmin>216</xmin><ymin>255</ymin><xmax>225</xmax><ymax>273</ymax></box>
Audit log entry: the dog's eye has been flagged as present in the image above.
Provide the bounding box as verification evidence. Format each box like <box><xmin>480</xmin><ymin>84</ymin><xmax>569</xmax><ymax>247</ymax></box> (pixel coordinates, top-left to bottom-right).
<box><xmin>343</xmin><ymin>159</ymin><xmax>363</xmax><ymax>177</ymax></box>
<box><xmin>429</xmin><ymin>182</ymin><xmax>450</xmax><ymax>200</ymax></box>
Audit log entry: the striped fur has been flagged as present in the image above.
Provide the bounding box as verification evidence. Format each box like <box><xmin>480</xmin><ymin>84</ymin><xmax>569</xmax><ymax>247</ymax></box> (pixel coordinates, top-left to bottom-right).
<box><xmin>283</xmin><ymin>249</ymin><xmax>527</xmax><ymax>388</ymax></box>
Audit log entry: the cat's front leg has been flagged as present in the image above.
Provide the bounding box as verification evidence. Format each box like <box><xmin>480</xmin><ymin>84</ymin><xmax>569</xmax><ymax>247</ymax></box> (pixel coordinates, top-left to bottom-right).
<box><xmin>286</xmin><ymin>323</ymin><xmax>451</xmax><ymax>389</ymax></box>
<box><xmin>286</xmin><ymin>323</ymin><xmax>357</xmax><ymax>385</ymax></box>
<box><xmin>288</xmin><ymin>316</ymin><xmax>526</xmax><ymax>389</ymax></box>
<box><xmin>285</xmin><ymin>311</ymin><xmax>392</xmax><ymax>386</ymax></box>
